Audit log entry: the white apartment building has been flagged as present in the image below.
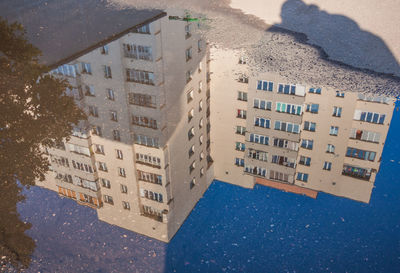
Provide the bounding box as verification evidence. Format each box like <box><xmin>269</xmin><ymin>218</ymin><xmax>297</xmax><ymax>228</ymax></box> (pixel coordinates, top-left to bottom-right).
<box><xmin>35</xmin><ymin>8</ymin><xmax>213</xmax><ymax>242</ymax></box>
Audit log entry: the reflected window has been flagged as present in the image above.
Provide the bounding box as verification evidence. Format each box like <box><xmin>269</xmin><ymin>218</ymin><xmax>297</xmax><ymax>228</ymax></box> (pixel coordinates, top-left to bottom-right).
<box><xmin>81</xmin><ymin>62</ymin><xmax>92</xmax><ymax>74</ymax></box>
<box><xmin>236</xmin><ymin>125</ymin><xmax>246</xmax><ymax>135</ymax></box>
<box><xmin>92</xmin><ymin>126</ymin><xmax>102</xmax><ymax>136</ymax></box>
<box><xmin>187</xmin><ymin>89</ymin><xmax>194</xmax><ymax>103</ymax></box>
<box><xmin>134</xmin><ymin>24</ymin><xmax>150</xmax><ymax>34</ymax></box>
<box><xmin>106</xmin><ymin>88</ymin><xmax>115</xmax><ymax>100</ymax></box>
<box><xmin>329</xmin><ymin>126</ymin><xmax>339</xmax><ymax>136</ymax></box>
<box><xmin>121</xmin><ymin>184</ymin><xmax>128</xmax><ymax>194</ymax></box>
<box><xmin>134</xmin><ymin>134</ymin><xmax>159</xmax><ymax>148</ymax></box>
<box><xmin>238</xmin><ymin>91</ymin><xmax>248</xmax><ymax>101</ymax></box>
<box><xmin>190</xmin><ymin>178</ymin><xmax>196</xmax><ymax>189</ymax></box>
<box><xmin>270</xmin><ymin>170</ymin><xmax>290</xmax><ymax>182</ymax></box>
<box><xmin>118</xmin><ymin>167</ymin><xmax>126</xmax><ymax>177</ymax></box>
<box><xmin>189</xmin><ymin>145</ymin><xmax>195</xmax><ymax>158</ymax></box>
<box><xmin>278</xmin><ymin>84</ymin><xmax>296</xmax><ymax>95</ymax></box>
<box><xmin>309</xmin><ymin>87</ymin><xmax>321</xmax><ymax>94</ymax></box>
<box><xmin>84</xmin><ymin>85</ymin><xmax>95</xmax><ymax>96</ymax></box>
<box><xmin>327</xmin><ymin>144</ymin><xmax>335</xmax><ymax>153</ymax></box>
<box><xmin>273</xmin><ymin>138</ymin><xmax>299</xmax><ymax>151</ymax></box>
<box><xmin>198</xmin><ymin>40</ymin><xmax>203</xmax><ymax>52</ymax></box>
<box><xmin>248</xmin><ymin>149</ymin><xmax>268</xmax><ymax>162</ymax></box>
<box><xmin>126</xmin><ymin>69</ymin><xmax>154</xmax><ymax>85</ymax></box>
<box><xmin>336</xmin><ymin>91</ymin><xmax>345</xmax><ymax>97</ymax></box>
<box><xmin>237</xmin><ymin>109</ymin><xmax>247</xmax><ymax>119</ymax></box>
<box><xmin>189</xmin><ymin>161</ymin><xmax>196</xmax><ymax>173</ymax></box>
<box><xmin>185</xmin><ymin>47</ymin><xmax>192</xmax><ymax>62</ymax></box>
<box><xmin>346</xmin><ymin>147</ymin><xmax>376</xmax><ymax>161</ymax></box>
<box><xmin>97</xmin><ymin>162</ymin><xmax>108</xmax><ymax>172</ymax></box>
<box><xmin>235</xmin><ymin>158</ymin><xmax>245</xmax><ymax>167</ymax></box>
<box><xmin>94</xmin><ymin>144</ymin><xmax>104</xmax><ymax>154</ymax></box>
<box><xmin>104</xmin><ymin>65</ymin><xmax>112</xmax><ymax>78</ymax></box>
<box><xmin>88</xmin><ymin>106</ymin><xmax>98</xmax><ymax>117</ymax></box>
<box><xmin>116</xmin><ymin>149</ymin><xmax>123</xmax><ymax>159</ymax></box>
<box><xmin>249</xmin><ymin>133</ymin><xmax>269</xmax><ymax>145</ymax></box>
<box><xmin>342</xmin><ymin>164</ymin><xmax>371</xmax><ymax>181</ymax></box>
<box><xmin>296</xmin><ymin>172</ymin><xmax>309</xmax><ymax>182</ymax></box>
<box><xmin>101</xmin><ymin>178</ymin><xmax>111</xmax><ymax>189</ymax></box>
<box><xmin>185</xmin><ymin>24</ymin><xmax>191</xmax><ymax>39</ymax></box>
<box><xmin>244</xmin><ymin>165</ymin><xmax>266</xmax><ymax>177</ymax></box>
<box><xmin>188</xmin><ymin>108</ymin><xmax>194</xmax><ymax>122</ymax></box>
<box><xmin>122</xmin><ymin>201</ymin><xmax>130</xmax><ymax>210</ymax></box>
<box><xmin>274</xmin><ymin>120</ymin><xmax>300</xmax><ymax>134</ymax></box>
<box><xmin>349</xmin><ymin>128</ymin><xmax>381</xmax><ymax>143</ymax></box>
<box><xmin>104</xmin><ymin>195</ymin><xmax>114</xmax><ymax>205</ymax></box>
<box><xmin>333</xmin><ymin>106</ymin><xmax>342</xmax><ymax>117</ymax></box>
<box><xmin>354</xmin><ymin>110</ymin><xmax>385</xmax><ymax>124</ymax></box>
<box><xmin>253</xmin><ymin>98</ymin><xmax>272</xmax><ymax>111</ymax></box>
<box><xmin>301</xmin><ymin>139</ymin><xmax>313</xmax><ymax>150</ymax></box>
<box><xmin>254</xmin><ymin>117</ymin><xmax>270</xmax><ymax>129</ymax></box>
<box><xmin>257</xmin><ymin>80</ymin><xmax>273</xmax><ymax>91</ymax></box>
<box><xmin>128</xmin><ymin>93</ymin><xmax>156</xmax><ymax>108</ymax></box>
<box><xmin>305</xmin><ymin>103</ymin><xmax>319</xmax><ymax>114</ymax></box>
<box><xmin>110</xmin><ymin>111</ymin><xmax>118</xmax><ymax>122</ymax></box>
<box><xmin>304</xmin><ymin>121</ymin><xmax>316</xmax><ymax>132</ymax></box>
<box><xmin>186</xmin><ymin>70</ymin><xmax>193</xmax><ymax>83</ymax></box>
<box><xmin>276</xmin><ymin>102</ymin><xmax>302</xmax><ymax>115</ymax></box>
<box><xmin>101</xmin><ymin>45</ymin><xmax>109</xmax><ymax>55</ymax></box>
<box><xmin>323</xmin><ymin>162</ymin><xmax>332</xmax><ymax>171</ymax></box>
<box><xmin>299</xmin><ymin>156</ymin><xmax>311</xmax><ymax>166</ymax></box>
<box><xmin>238</xmin><ymin>74</ymin><xmax>248</xmax><ymax>83</ymax></box>
<box><xmin>113</xmin><ymin>130</ymin><xmax>121</xmax><ymax>141</ymax></box>
<box><xmin>188</xmin><ymin>127</ymin><xmax>195</xmax><ymax>140</ymax></box>
<box><xmin>235</xmin><ymin>142</ymin><xmax>245</xmax><ymax>151</ymax></box>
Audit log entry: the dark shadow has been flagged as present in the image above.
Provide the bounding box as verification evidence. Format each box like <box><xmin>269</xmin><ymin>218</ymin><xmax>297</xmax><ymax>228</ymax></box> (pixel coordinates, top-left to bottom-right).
<box><xmin>276</xmin><ymin>0</ymin><xmax>400</xmax><ymax>77</ymax></box>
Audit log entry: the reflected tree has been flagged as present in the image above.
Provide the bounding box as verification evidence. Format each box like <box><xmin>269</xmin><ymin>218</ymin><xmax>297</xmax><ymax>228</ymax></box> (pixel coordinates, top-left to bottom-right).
<box><xmin>0</xmin><ymin>17</ymin><xmax>86</xmax><ymax>268</ymax></box>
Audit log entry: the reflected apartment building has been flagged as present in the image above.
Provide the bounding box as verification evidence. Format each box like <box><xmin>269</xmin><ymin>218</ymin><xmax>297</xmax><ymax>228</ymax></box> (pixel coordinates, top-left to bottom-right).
<box><xmin>28</xmin><ymin>7</ymin><xmax>395</xmax><ymax>242</ymax></box>
<box><xmin>36</xmin><ymin>9</ymin><xmax>212</xmax><ymax>242</ymax></box>
<box><xmin>210</xmin><ymin>49</ymin><xmax>394</xmax><ymax>203</ymax></box>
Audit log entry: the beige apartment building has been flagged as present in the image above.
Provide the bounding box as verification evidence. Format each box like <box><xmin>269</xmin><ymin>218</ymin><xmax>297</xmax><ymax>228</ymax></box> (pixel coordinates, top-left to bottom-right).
<box><xmin>35</xmin><ymin>8</ymin><xmax>213</xmax><ymax>242</ymax></box>
<box><xmin>210</xmin><ymin>48</ymin><xmax>394</xmax><ymax>203</ymax></box>
<box><xmin>23</xmin><ymin>3</ymin><xmax>394</xmax><ymax>242</ymax></box>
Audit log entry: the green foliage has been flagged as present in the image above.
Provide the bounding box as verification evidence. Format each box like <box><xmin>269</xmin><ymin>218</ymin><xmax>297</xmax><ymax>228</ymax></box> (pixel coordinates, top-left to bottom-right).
<box><xmin>0</xmin><ymin>17</ymin><xmax>86</xmax><ymax>268</ymax></box>
<box><xmin>0</xmin><ymin>17</ymin><xmax>86</xmax><ymax>186</ymax></box>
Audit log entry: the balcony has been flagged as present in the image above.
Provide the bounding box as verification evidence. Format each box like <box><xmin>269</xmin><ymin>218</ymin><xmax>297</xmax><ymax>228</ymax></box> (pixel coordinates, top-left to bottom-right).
<box><xmin>207</xmin><ymin>155</ymin><xmax>213</xmax><ymax>169</ymax></box>
<box><xmin>342</xmin><ymin>171</ymin><xmax>371</xmax><ymax>181</ymax></box>
<box><xmin>342</xmin><ymin>165</ymin><xmax>372</xmax><ymax>181</ymax></box>
<box><xmin>189</xmin><ymin>149</ymin><xmax>194</xmax><ymax>158</ymax></box>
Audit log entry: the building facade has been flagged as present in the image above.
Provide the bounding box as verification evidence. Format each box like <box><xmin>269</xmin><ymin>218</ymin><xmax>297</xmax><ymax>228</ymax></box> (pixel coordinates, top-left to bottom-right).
<box><xmin>210</xmin><ymin>49</ymin><xmax>394</xmax><ymax>203</ymax></box>
<box><xmin>32</xmin><ymin>8</ymin><xmax>395</xmax><ymax>243</ymax></box>
<box><xmin>37</xmin><ymin>11</ymin><xmax>213</xmax><ymax>242</ymax></box>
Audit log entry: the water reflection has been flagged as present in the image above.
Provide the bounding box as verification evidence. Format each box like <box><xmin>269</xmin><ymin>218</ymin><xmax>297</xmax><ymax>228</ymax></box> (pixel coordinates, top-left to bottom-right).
<box><xmin>0</xmin><ymin>17</ymin><xmax>85</xmax><ymax>269</ymax></box>
<box><xmin>210</xmin><ymin>56</ymin><xmax>395</xmax><ymax>203</ymax></box>
<box><xmin>31</xmin><ymin>6</ymin><xmax>395</xmax><ymax>244</ymax></box>
<box><xmin>1</xmin><ymin>0</ymin><xmax>400</xmax><ymax>271</ymax></box>
<box><xmin>33</xmin><ymin>9</ymin><xmax>212</xmax><ymax>243</ymax></box>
